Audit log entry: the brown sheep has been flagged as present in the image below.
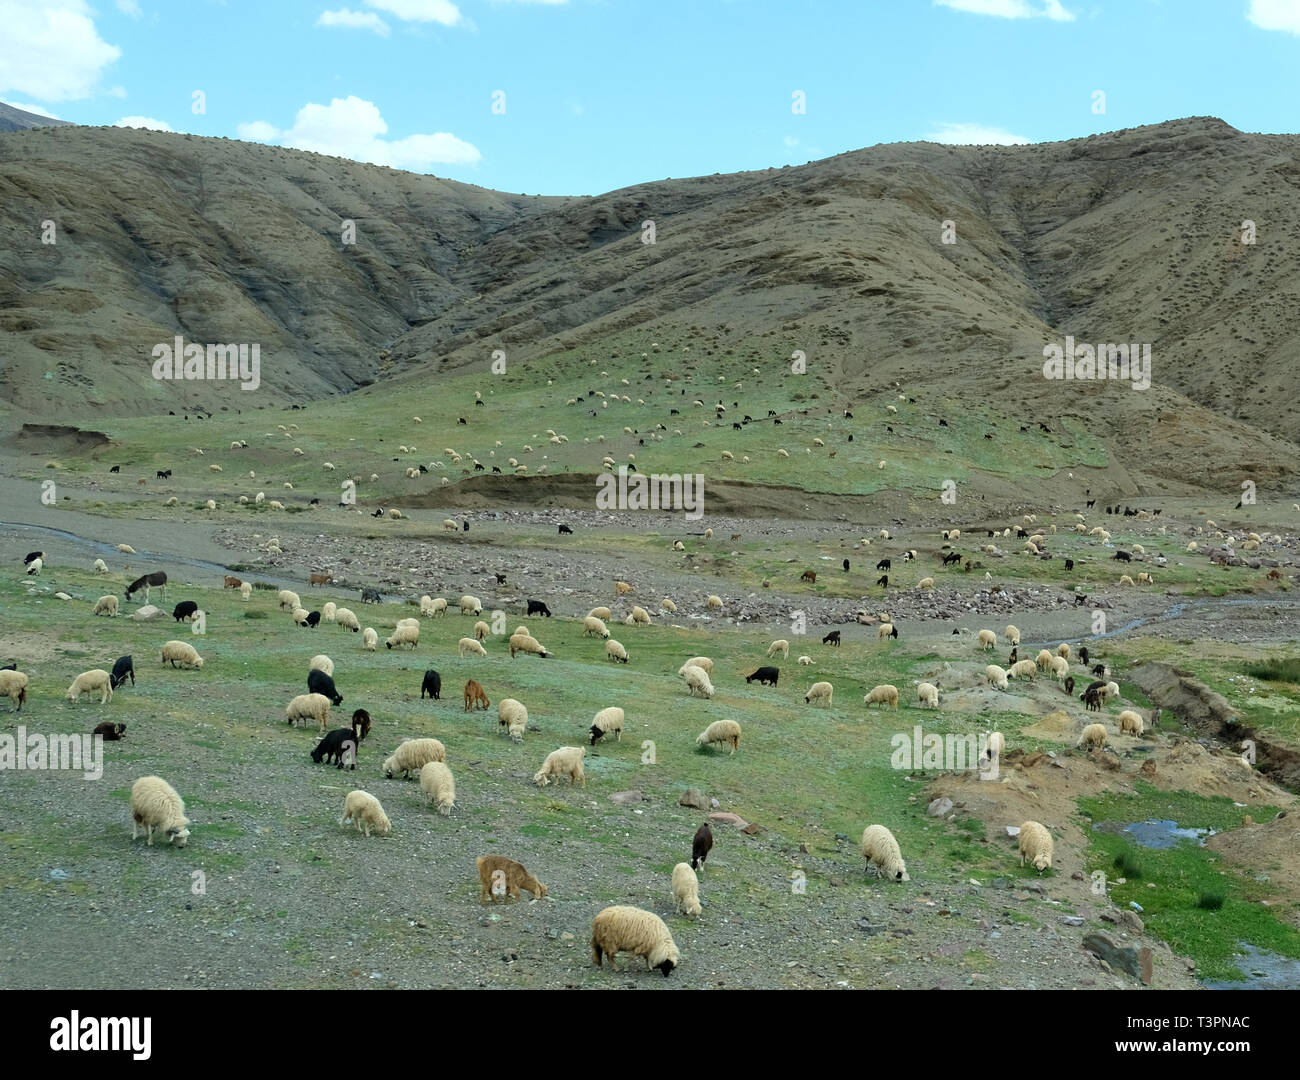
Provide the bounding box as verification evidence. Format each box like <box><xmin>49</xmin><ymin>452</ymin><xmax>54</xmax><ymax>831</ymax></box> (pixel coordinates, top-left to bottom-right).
<box><xmin>476</xmin><ymin>856</ymin><xmax>548</xmax><ymax>904</ymax></box>
<box><xmin>464</xmin><ymin>679</ymin><xmax>490</xmax><ymax>712</ymax></box>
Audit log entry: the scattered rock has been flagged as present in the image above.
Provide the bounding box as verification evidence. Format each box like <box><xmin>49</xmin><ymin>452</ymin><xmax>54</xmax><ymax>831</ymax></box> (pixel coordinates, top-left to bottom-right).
<box><xmin>678</xmin><ymin>789</ymin><xmax>710</xmax><ymax>810</ymax></box>
<box><xmin>1082</xmin><ymin>933</ymin><xmax>1141</xmax><ymax>979</ymax></box>
<box><xmin>928</xmin><ymin>797</ymin><xmax>953</xmax><ymax>817</ymax></box>
<box><xmin>608</xmin><ymin>790</ymin><xmax>644</xmax><ymax>805</ymax></box>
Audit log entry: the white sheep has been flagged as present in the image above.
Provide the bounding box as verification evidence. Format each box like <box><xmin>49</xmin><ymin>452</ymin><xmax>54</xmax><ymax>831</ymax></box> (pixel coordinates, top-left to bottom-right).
<box><xmin>591</xmin><ymin>905</ymin><xmax>680</xmax><ymax>976</ymax></box>
<box><xmin>860</xmin><ymin>824</ymin><xmax>908</xmax><ymax>881</ymax></box>
<box><xmin>1004</xmin><ymin>624</ymin><xmax>1021</xmax><ymax>646</ymax></box>
<box><xmin>1056</xmin><ymin>642</ymin><xmax>1071</xmax><ymax>660</ymax></box>
<box><xmin>589</xmin><ymin>705</ymin><xmax>624</xmax><ymax>744</ymax></box>
<box><xmin>130</xmin><ymin>776</ymin><xmax>190</xmax><ymax>847</ymax></box>
<box><xmin>985</xmin><ymin>664</ymin><xmax>1008</xmax><ymax>690</ymax></box>
<box><xmin>309</xmin><ymin>654</ymin><xmax>334</xmax><ymax>676</ymax></box>
<box><xmin>977</xmin><ymin>629</ymin><xmax>997</xmax><ymax>651</ymax></box>
<box><xmin>161</xmin><ymin>640</ymin><xmax>204</xmax><ymax>669</ymax></box>
<box><xmin>278</xmin><ymin>589</ymin><xmax>301</xmax><ymax>611</ymax></box>
<box><xmin>117</xmin><ymin>544</ymin><xmax>136</xmax><ymax>554</ymax></box>
<box><xmin>767</xmin><ymin>639</ymin><xmax>790</xmax><ymax>659</ymax></box>
<box><xmin>26</xmin><ymin>557</ymin><xmax>42</xmax><ymax>576</ymax></box>
<box><xmin>804</xmin><ymin>681</ymin><xmax>834</xmax><ymax>707</ymax></box>
<box><xmin>533</xmin><ymin>746</ymin><xmax>586</xmax><ymax>787</ymax></box>
<box><xmin>92</xmin><ymin>558</ymin><xmax>108</xmax><ymax>573</ymax></box>
<box><xmin>386</xmin><ymin>625</ymin><xmax>420</xmax><ymax>650</ymax></box>
<box><xmin>498</xmin><ymin>698</ymin><xmax>529</xmax><ymax>742</ymax></box>
<box><xmin>290</xmin><ymin>606</ymin><xmax>311</xmax><ymax>626</ymax></box>
<box><xmin>239</xmin><ymin>581</ymin><xmax>252</xmax><ymax>600</ymax></box>
<box><xmin>917</xmin><ymin>577</ymin><xmax>935</xmax><ymax>589</ymax></box>
<box><xmin>286</xmin><ymin>692</ymin><xmax>332</xmax><ymax>732</ymax></box>
<box><xmin>629</xmin><ymin>605</ymin><xmax>652</xmax><ymax>625</ymax></box>
<box><xmin>1118</xmin><ymin>709</ymin><xmax>1144</xmax><ymax>735</ymax></box>
<box><xmin>354</xmin><ymin>626</ymin><xmax>375</xmax><ymax>651</ymax></box>
<box><xmin>93</xmin><ymin>594</ymin><xmax>119</xmax><ymax>617</ymax></box>
<box><xmin>1104</xmin><ymin>680</ymin><xmax>1121</xmax><ymax>701</ymax></box>
<box><xmin>383</xmin><ymin>738</ymin><xmax>446</xmax><ymax>778</ymax></box>
<box><xmin>1077</xmin><ymin>723</ymin><xmax>1108</xmax><ymax>750</ymax></box>
<box><xmin>340</xmin><ymin>790</ymin><xmax>391</xmax><ymax>837</ymax></box>
<box><xmin>863</xmin><ymin>684</ymin><xmax>899</xmax><ymax>710</ymax></box>
<box><xmin>1035</xmin><ymin>648</ymin><xmax>1054</xmax><ymax>671</ymax></box>
<box><xmin>706</xmin><ymin>594</ymin><xmax>723</xmax><ymax>610</ymax></box>
<box><xmin>335</xmin><ymin>607</ymin><xmax>360</xmax><ymax>632</ymax></box>
<box><xmin>473</xmin><ymin>619</ymin><xmax>491</xmax><ymax>641</ymax></box>
<box><xmin>671</xmin><ymin>863</ymin><xmax>702</xmax><ymax>918</ymax></box>
<box><xmin>583</xmin><ymin>615</ymin><xmax>611</xmax><ymax>639</ymax></box>
<box><xmin>1048</xmin><ymin>655</ymin><xmax>1070</xmax><ymax>680</ymax></box>
<box><xmin>682</xmin><ymin>656</ymin><xmax>714</xmax><ymax>675</ymax></box>
<box><xmin>460</xmin><ymin>594</ymin><xmax>483</xmax><ymax>616</ymax></box>
<box><xmin>459</xmin><ymin>637</ymin><xmax>488</xmax><ymax>658</ymax></box>
<box><xmin>695</xmin><ymin>719</ymin><xmax>741</xmax><ymax>753</ymax></box>
<box><xmin>588</xmin><ymin>606</ymin><xmax>612</xmax><ymax>621</ymax></box>
<box><xmin>1007</xmin><ymin>659</ymin><xmax>1038</xmax><ymax>680</ymax></box>
<box><xmin>681</xmin><ymin>665</ymin><xmax>715</xmax><ymax>699</ymax></box>
<box><xmin>660</xmin><ymin>597</ymin><xmax>677</xmax><ymax>613</ymax></box>
<box><xmin>877</xmin><ymin>623</ymin><xmax>896</xmax><ymax>640</ymax></box>
<box><xmin>0</xmin><ymin>670</ymin><xmax>30</xmax><ymax>711</ymax></box>
<box><xmin>1018</xmin><ymin>820</ymin><xmax>1053</xmax><ymax>872</ymax></box>
<box><xmin>427</xmin><ymin>597</ymin><xmax>449</xmax><ymax>617</ymax></box>
<box><xmin>419</xmin><ymin>761</ymin><xmax>457</xmax><ymax>816</ymax></box>
<box><xmin>917</xmin><ymin>682</ymin><xmax>939</xmax><ymax>708</ymax></box>
<box><xmin>66</xmin><ymin>669</ymin><xmax>112</xmax><ymax>705</ymax></box>
<box><xmin>798</xmin><ymin>655</ymin><xmax>814</xmax><ymax>666</ymax></box>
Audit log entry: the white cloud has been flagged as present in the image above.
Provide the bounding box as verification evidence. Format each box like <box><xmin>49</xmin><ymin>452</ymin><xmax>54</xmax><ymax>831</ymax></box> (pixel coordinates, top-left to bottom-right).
<box><xmin>926</xmin><ymin>122</ymin><xmax>1030</xmax><ymax>145</ymax></box>
<box><xmin>934</xmin><ymin>0</ymin><xmax>1074</xmax><ymax>20</ymax></box>
<box><xmin>115</xmin><ymin>115</ymin><xmax>172</xmax><ymax>131</ymax></box>
<box><xmin>243</xmin><ymin>96</ymin><xmax>480</xmax><ymax>170</ymax></box>
<box><xmin>1</xmin><ymin>99</ymin><xmax>62</xmax><ymax>119</ymax></box>
<box><xmin>0</xmin><ymin>0</ymin><xmax>121</xmax><ymax>102</ymax></box>
<box><xmin>106</xmin><ymin>85</ymin><xmax>127</xmax><ymax>98</ymax></box>
<box><xmin>365</xmin><ymin>0</ymin><xmax>461</xmax><ymax>24</ymax></box>
<box><xmin>1247</xmin><ymin>0</ymin><xmax>1300</xmax><ymax>34</ymax></box>
<box><xmin>237</xmin><ymin>120</ymin><xmax>281</xmax><ymax>141</ymax></box>
<box><xmin>115</xmin><ymin>0</ymin><xmax>142</xmax><ymax>17</ymax></box>
<box><xmin>318</xmin><ymin>8</ymin><xmax>390</xmax><ymax>34</ymax></box>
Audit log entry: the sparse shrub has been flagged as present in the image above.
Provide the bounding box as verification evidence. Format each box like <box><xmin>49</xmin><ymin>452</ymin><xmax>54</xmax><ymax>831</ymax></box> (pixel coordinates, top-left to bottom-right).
<box><xmin>1243</xmin><ymin>658</ymin><xmax>1300</xmax><ymax>683</ymax></box>
<box><xmin>1113</xmin><ymin>850</ymin><xmax>1144</xmax><ymax>879</ymax></box>
<box><xmin>244</xmin><ymin>610</ymin><xmax>268</xmax><ymax>620</ymax></box>
<box><xmin>1197</xmin><ymin>889</ymin><xmax>1225</xmax><ymax>911</ymax></box>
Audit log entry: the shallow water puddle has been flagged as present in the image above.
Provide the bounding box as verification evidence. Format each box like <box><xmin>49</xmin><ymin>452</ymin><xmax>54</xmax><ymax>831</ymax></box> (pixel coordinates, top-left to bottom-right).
<box><xmin>1201</xmin><ymin>943</ymin><xmax>1300</xmax><ymax>990</ymax></box>
<box><xmin>1091</xmin><ymin>819</ymin><xmax>1214</xmax><ymax>848</ymax></box>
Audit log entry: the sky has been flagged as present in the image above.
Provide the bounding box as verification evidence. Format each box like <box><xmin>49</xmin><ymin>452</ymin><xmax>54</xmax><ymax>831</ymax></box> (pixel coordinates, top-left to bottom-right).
<box><xmin>1</xmin><ymin>0</ymin><xmax>1298</xmax><ymax>196</ymax></box>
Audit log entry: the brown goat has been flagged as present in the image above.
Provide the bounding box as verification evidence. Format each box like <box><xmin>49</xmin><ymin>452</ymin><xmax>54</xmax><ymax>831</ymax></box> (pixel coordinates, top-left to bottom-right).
<box><xmin>309</xmin><ymin>572</ymin><xmax>332</xmax><ymax>587</ymax></box>
<box><xmin>223</xmin><ymin>575</ymin><xmax>242</xmax><ymax>589</ymax></box>
<box><xmin>464</xmin><ymin>679</ymin><xmax>490</xmax><ymax>712</ymax></box>
<box><xmin>800</xmin><ymin>570</ymin><xmax>817</xmax><ymax>583</ymax></box>
<box><xmin>476</xmin><ymin>855</ymin><xmax>548</xmax><ymax>904</ymax></box>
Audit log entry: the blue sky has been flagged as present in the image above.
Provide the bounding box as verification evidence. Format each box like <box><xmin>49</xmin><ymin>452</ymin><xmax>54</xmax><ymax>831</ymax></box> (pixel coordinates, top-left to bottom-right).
<box><xmin>2</xmin><ymin>0</ymin><xmax>1299</xmax><ymax>195</ymax></box>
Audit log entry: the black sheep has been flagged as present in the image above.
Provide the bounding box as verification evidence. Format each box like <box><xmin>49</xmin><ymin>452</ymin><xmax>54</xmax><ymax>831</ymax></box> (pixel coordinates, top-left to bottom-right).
<box><xmin>350</xmin><ymin>709</ymin><xmax>372</xmax><ymax>741</ymax></box>
<box><xmin>421</xmin><ymin>670</ymin><xmax>442</xmax><ymax>700</ymax></box>
<box><xmin>745</xmin><ymin>666</ymin><xmax>779</xmax><ymax>686</ymax></box>
<box><xmin>876</xmin><ymin>575</ymin><xmax>888</xmax><ymax>588</ymax></box>
<box><xmin>558</xmin><ymin>524</ymin><xmax>573</xmax><ymax>534</ymax></box>
<box><xmin>1079</xmin><ymin>646</ymin><xmax>1090</xmax><ymax>667</ymax></box>
<box><xmin>93</xmin><ymin>722</ymin><xmax>126</xmax><ymax>741</ymax></box>
<box><xmin>23</xmin><ymin>550</ymin><xmax>44</xmax><ymax>565</ymax></box>
<box><xmin>109</xmin><ymin>465</ymin><xmax>120</xmax><ymax>473</ymax></box>
<box><xmin>876</xmin><ymin>559</ymin><xmax>891</xmax><ymax>571</ymax></box>
<box><xmin>109</xmin><ymin>655</ymin><xmax>135</xmax><ymax>689</ymax></box>
<box><xmin>172</xmin><ymin>600</ymin><xmax>199</xmax><ymax>622</ymax></box>
<box><xmin>1064</xmin><ymin>676</ymin><xmax>1075</xmax><ymax>696</ymax></box>
<box><xmin>311</xmin><ymin>727</ymin><xmax>359</xmax><ymax>769</ymax></box>
<box><xmin>303</xmin><ymin>611</ymin><xmax>321</xmax><ymax>628</ymax></box>
<box><xmin>526</xmin><ymin>600</ymin><xmax>552</xmax><ymax>617</ymax></box>
<box><xmin>1064</xmin><ymin>558</ymin><xmax>1074</xmax><ymax>571</ymax></box>
<box><xmin>842</xmin><ymin>559</ymin><xmax>850</xmax><ymax>572</ymax></box>
<box><xmin>822</xmin><ymin>630</ymin><xmax>841</xmax><ymax>646</ymax></box>
<box><xmin>692</xmin><ymin>823</ymin><xmax>713</xmax><ymax>872</ymax></box>
<box><xmin>306</xmin><ymin>668</ymin><xmax>343</xmax><ymax>706</ymax></box>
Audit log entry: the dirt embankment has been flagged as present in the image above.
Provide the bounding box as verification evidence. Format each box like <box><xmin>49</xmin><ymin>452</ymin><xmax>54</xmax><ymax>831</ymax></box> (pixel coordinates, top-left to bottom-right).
<box><xmin>1127</xmin><ymin>661</ymin><xmax>1300</xmax><ymax>791</ymax></box>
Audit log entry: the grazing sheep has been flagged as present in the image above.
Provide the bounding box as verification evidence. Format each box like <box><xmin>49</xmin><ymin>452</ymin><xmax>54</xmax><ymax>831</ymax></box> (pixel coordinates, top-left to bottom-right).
<box><xmin>696</xmin><ymin>719</ymin><xmax>741</xmax><ymax>754</ymax></box>
<box><xmin>25</xmin><ymin>557</ymin><xmax>42</xmax><ymax>576</ymax></box>
<box><xmin>0</xmin><ymin>669</ymin><xmax>29</xmax><ymax>712</ymax></box>
<box><xmin>109</xmin><ymin>655</ymin><xmax>135</xmax><ymax>690</ymax></box>
<box><xmin>239</xmin><ymin>581</ymin><xmax>252</xmax><ymax>600</ymax></box>
<box><xmin>589</xmin><ymin>705</ymin><xmax>624</xmax><ymax>745</ymax></box>
<box><xmin>591</xmin><ymin>906</ymin><xmax>680</xmax><ymax>977</ymax></box>
<box><xmin>499</xmin><ymin>698</ymin><xmax>528</xmax><ymax>742</ymax></box>
<box><xmin>1119</xmin><ymin>709</ymin><xmax>1144</xmax><ymax>735</ymax></box>
<box><xmin>671</xmin><ymin>863</ymin><xmax>703</xmax><ymax>918</ymax></box>
<box><xmin>1035</xmin><ymin>648</ymin><xmax>1054</xmax><ymax>671</ymax></box>
<box><xmin>93</xmin><ymin>594</ymin><xmax>119</xmax><ymax>617</ymax></box>
<box><xmin>1048</xmin><ymin>655</ymin><xmax>1070</xmax><ymax>680</ymax></box>
<box><xmin>583</xmin><ymin>615</ymin><xmax>611</xmax><ymax>638</ymax></box>
<box><xmin>977</xmin><ymin>629</ymin><xmax>997</xmax><ymax>651</ymax></box>
<box><xmin>94</xmin><ymin>721</ymin><xmax>127</xmax><ymax>741</ymax></box>
<box><xmin>605</xmin><ymin>639</ymin><xmax>629</xmax><ymax>663</ymax></box>
<box><xmin>985</xmin><ymin>664</ymin><xmax>1008</xmax><ymax>690</ymax></box>
<box><xmin>917</xmin><ymin>682</ymin><xmax>939</xmax><ymax>708</ymax></box>
<box><xmin>1077</xmin><ymin>723</ymin><xmax>1108</xmax><ymax>750</ymax></box>
<box><xmin>1136</xmin><ymin>572</ymin><xmax>1153</xmax><ymax>585</ymax></box>
<box><xmin>93</xmin><ymin>558</ymin><xmax>109</xmax><ymax>573</ymax></box>
<box><xmin>117</xmin><ymin>544</ymin><xmax>136</xmax><ymax>555</ymax></box>
<box><xmin>419</xmin><ymin>761</ymin><xmax>457</xmax><ymax>816</ymax></box>
<box><xmin>309</xmin><ymin>655</ymin><xmax>334</xmax><ymax>677</ymax></box>
<box><xmin>160</xmin><ymin>640</ymin><xmax>204</xmax><ymax>669</ymax></box>
<box><xmin>614</xmin><ymin>581</ymin><xmax>635</xmax><ymax>597</ymax></box>
<box><xmin>339</xmin><ymin>790</ymin><xmax>391</xmax><ymax>837</ymax></box>
<box><xmin>681</xmin><ymin>665</ymin><xmax>715</xmax><ymax>699</ymax></box>
<box><xmin>877</xmin><ymin>623</ymin><xmax>896</xmax><ymax>641</ymax></box>
<box><xmin>509</xmin><ymin>633</ymin><xmax>550</xmax><ymax>658</ymax></box>
<box><xmin>917</xmin><ymin>577</ymin><xmax>935</xmax><ymax>589</ymax></box>
<box><xmin>1018</xmin><ymin>820</ymin><xmax>1054</xmax><ymax>872</ymax></box>
<box><xmin>459</xmin><ymin>594</ymin><xmax>483</xmax><ymax>616</ymax></box>
<box><xmin>307</xmin><ymin>668</ymin><xmax>343</xmax><ymax>706</ymax></box>
<box><xmin>798</xmin><ymin>655</ymin><xmax>814</xmax><ymax>665</ymax></box>
<box><xmin>361</xmin><ymin>627</ymin><xmax>378</xmax><ymax>651</ymax></box>
<box><xmin>464</xmin><ymin>680</ymin><xmax>490</xmax><ymax>711</ymax></box>
<box><xmin>747</xmin><ymin>666</ymin><xmax>780</xmax><ymax>686</ymax></box>
<box><xmin>682</xmin><ymin>656</ymin><xmax>714</xmax><ymax>675</ymax></box>
<box><xmin>767</xmin><ymin>639</ymin><xmax>790</xmax><ymax>659</ymax></box>
<box><xmin>1004</xmin><ymin>625</ymin><xmax>1021</xmax><ymax>646</ymax></box>
<box><xmin>278</xmin><ymin>589</ymin><xmax>301</xmax><ymax>611</ymax></box>
<box><xmin>476</xmin><ymin>855</ymin><xmax>547</xmax><ymax>904</ymax></box>
<box><xmin>289</xmin><ymin>606</ymin><xmax>311</xmax><ymax>626</ymax></box>
<box><xmin>706</xmin><ymin>594</ymin><xmax>723</xmax><ymax>610</ymax></box>
<box><xmin>533</xmin><ymin>745</ymin><xmax>587</xmax><ymax>787</ymax></box>
<box><xmin>386</xmin><ymin>624</ymin><xmax>420</xmax><ymax>651</ymax></box>
<box><xmin>660</xmin><ymin>597</ymin><xmax>677</xmax><ymax>613</ymax></box>
<box><xmin>1104</xmin><ymin>680</ymin><xmax>1121</xmax><ymax>701</ymax></box>
<box><xmin>629</xmin><ymin>605</ymin><xmax>652</xmax><ymax>625</ymax></box>
<box><xmin>383</xmin><ymin>738</ymin><xmax>446</xmax><ymax>778</ymax></box>
<box><xmin>860</xmin><ymin>824</ymin><xmax>909</xmax><ymax>881</ymax></box>
<box><xmin>334</xmin><ymin>607</ymin><xmax>360</xmax><ymax>632</ymax></box>
<box><xmin>692</xmin><ymin>822</ymin><xmax>713</xmax><ymax>871</ymax></box>
<box><xmin>863</xmin><ymin>684</ymin><xmax>900</xmax><ymax>710</ymax></box>
<box><xmin>1007</xmin><ymin>659</ymin><xmax>1038</xmax><ymax>680</ymax></box>
<box><xmin>130</xmin><ymin>776</ymin><xmax>191</xmax><ymax>848</ymax></box>
<box><xmin>804</xmin><ymin>681</ymin><xmax>834</xmax><ymax>706</ymax></box>
<box><xmin>286</xmin><ymin>692</ymin><xmax>332</xmax><ymax>732</ymax></box>
<box><xmin>66</xmin><ymin>669</ymin><xmax>113</xmax><ymax>705</ymax></box>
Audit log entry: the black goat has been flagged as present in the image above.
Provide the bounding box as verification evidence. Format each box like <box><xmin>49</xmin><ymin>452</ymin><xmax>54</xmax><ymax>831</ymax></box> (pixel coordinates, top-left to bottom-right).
<box><xmin>307</xmin><ymin>668</ymin><xmax>343</xmax><ymax>706</ymax></box>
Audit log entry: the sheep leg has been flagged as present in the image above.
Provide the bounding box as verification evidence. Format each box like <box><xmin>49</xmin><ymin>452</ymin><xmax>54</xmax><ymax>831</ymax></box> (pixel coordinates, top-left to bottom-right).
<box><xmin>146</xmin><ymin>824</ymin><xmax>154</xmax><ymax>846</ymax></box>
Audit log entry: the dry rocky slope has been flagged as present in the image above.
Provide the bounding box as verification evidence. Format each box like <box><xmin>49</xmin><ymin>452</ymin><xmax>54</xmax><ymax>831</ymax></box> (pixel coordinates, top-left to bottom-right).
<box><xmin>2</xmin><ymin>116</ymin><xmax>1300</xmax><ymax>492</ymax></box>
